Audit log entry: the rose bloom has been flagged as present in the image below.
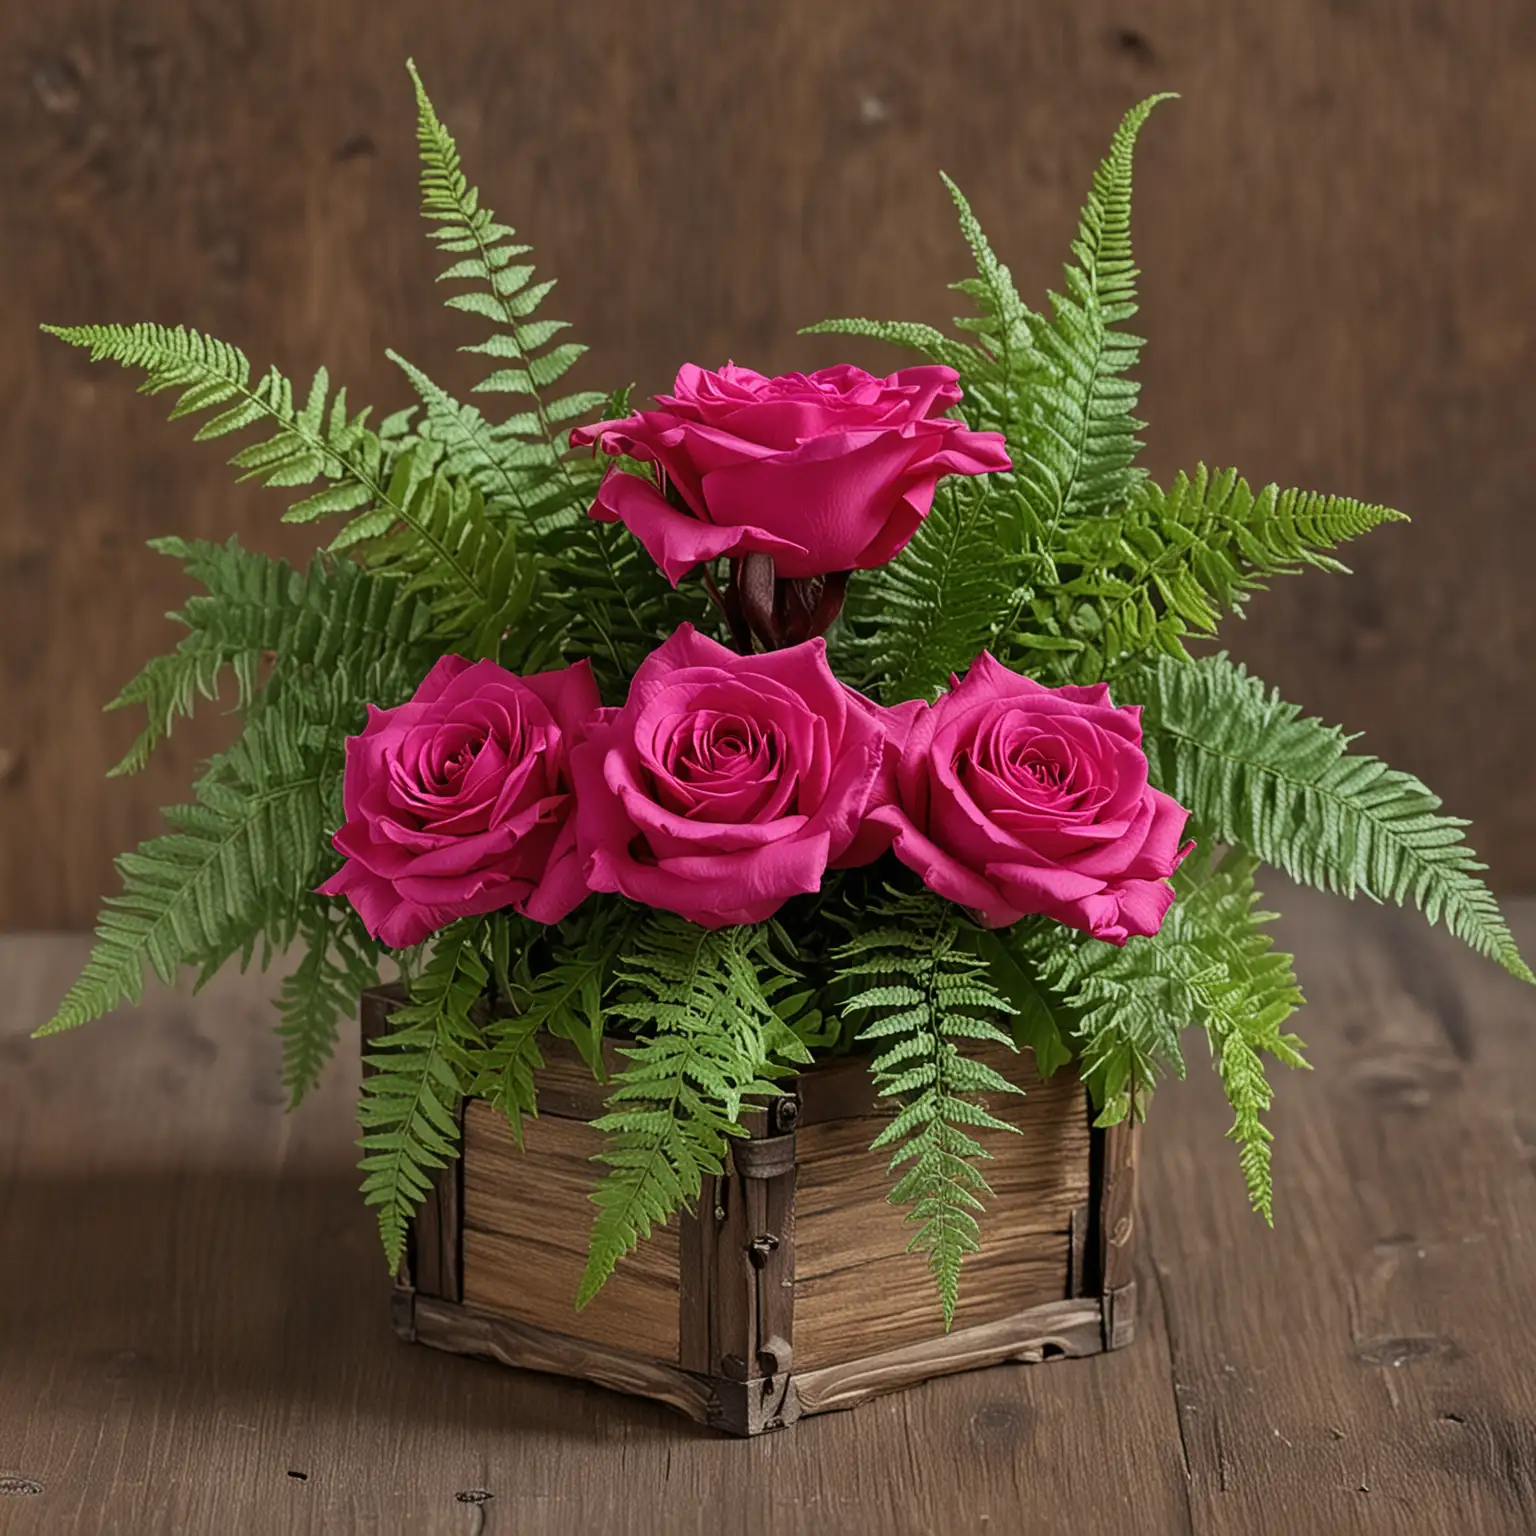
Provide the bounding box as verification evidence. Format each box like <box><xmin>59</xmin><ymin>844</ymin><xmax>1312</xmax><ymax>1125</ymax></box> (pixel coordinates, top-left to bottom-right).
<box><xmin>571</xmin><ymin>625</ymin><xmax>898</xmax><ymax>928</ymax></box>
<box><xmin>865</xmin><ymin>654</ymin><xmax>1192</xmax><ymax>942</ymax></box>
<box><xmin>570</xmin><ymin>362</ymin><xmax>1010</xmax><ymax>584</ymax></box>
<box><xmin>318</xmin><ymin>655</ymin><xmax>600</xmax><ymax>948</ymax></box>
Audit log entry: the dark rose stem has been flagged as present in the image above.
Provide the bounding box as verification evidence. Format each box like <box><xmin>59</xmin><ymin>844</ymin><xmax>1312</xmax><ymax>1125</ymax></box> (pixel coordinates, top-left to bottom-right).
<box><xmin>726</xmin><ymin>554</ymin><xmax>852</xmax><ymax>651</ymax></box>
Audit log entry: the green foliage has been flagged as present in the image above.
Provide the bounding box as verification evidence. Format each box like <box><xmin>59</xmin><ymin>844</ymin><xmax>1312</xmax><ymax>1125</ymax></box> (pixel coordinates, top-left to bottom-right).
<box><xmin>37</xmin><ymin>679</ymin><xmax>353</xmax><ymax>1037</ymax></box>
<box><xmin>507</xmin><ymin>903</ymin><xmax>643</xmax><ymax>1079</ymax></box>
<box><xmin>405</xmin><ymin>60</ymin><xmax>605</xmax><ymax>542</ymax></box>
<box><xmin>467</xmin><ymin>1012</ymin><xmax>544</xmax><ymax>1145</ymax></box>
<box><xmin>971</xmin><ymin>927</ymin><xmax>1074</xmax><ymax>1078</ymax></box>
<box><xmin>544</xmin><ymin>513</ymin><xmax>715</xmax><ymax>700</ymax></box>
<box><xmin>578</xmin><ymin>917</ymin><xmax>811</xmax><ymax>1307</ymax></box>
<box><xmin>1018</xmin><ymin>92</ymin><xmax>1172</xmax><ymax>532</ymax></box>
<box><xmin>107</xmin><ymin>536</ymin><xmax>436</xmax><ymax>775</ymax></box>
<box><xmin>1014</xmin><ymin>466</ymin><xmax>1407</xmax><ymax>685</ymax></box>
<box><xmin>1011</xmin><ymin>845</ymin><xmax>1308</xmax><ymax>1218</ymax></box>
<box><xmin>363</xmin><ymin>461</ymin><xmax>539</xmax><ymax>663</ymax></box>
<box><xmin>832</xmin><ymin>475</ymin><xmax>1022</xmax><ymax>701</ymax></box>
<box><xmin>1160</xmin><ymin>844</ymin><xmax>1308</xmax><ymax>1220</ymax></box>
<box><xmin>42</xmin><ymin>325</ymin><xmax>395</xmax><ymax>537</ymax></box>
<box><xmin>834</xmin><ymin>892</ymin><xmax>1023</xmax><ymax>1327</ymax></box>
<box><xmin>1014</xmin><ymin>918</ymin><xmax>1197</xmax><ymax>1126</ymax></box>
<box><xmin>42</xmin><ymin>324</ymin><xmax>535</xmax><ymax>659</ymax></box>
<box><xmin>1127</xmin><ymin>653</ymin><xmax>1533</xmax><ymax>983</ymax></box>
<box><xmin>359</xmin><ymin>918</ymin><xmax>488</xmax><ymax>1271</ymax></box>
<box><xmin>278</xmin><ymin>899</ymin><xmax>382</xmax><ymax>1109</ymax></box>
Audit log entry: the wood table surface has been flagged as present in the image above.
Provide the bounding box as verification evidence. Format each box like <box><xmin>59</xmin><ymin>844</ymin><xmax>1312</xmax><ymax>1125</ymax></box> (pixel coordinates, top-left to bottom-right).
<box><xmin>3</xmin><ymin>887</ymin><xmax>1536</xmax><ymax>1535</ymax></box>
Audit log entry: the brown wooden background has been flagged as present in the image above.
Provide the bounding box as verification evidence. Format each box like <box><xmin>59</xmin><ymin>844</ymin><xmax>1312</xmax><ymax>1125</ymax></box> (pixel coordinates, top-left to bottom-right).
<box><xmin>2</xmin><ymin>0</ymin><xmax>1533</xmax><ymax>929</ymax></box>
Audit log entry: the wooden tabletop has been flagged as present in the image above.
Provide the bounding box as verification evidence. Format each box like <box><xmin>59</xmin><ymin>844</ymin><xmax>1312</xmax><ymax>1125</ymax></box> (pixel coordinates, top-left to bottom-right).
<box><xmin>3</xmin><ymin>887</ymin><xmax>1536</xmax><ymax>1535</ymax></box>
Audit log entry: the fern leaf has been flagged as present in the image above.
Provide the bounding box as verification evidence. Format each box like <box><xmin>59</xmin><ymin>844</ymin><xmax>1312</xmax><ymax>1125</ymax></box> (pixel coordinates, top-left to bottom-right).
<box><xmin>278</xmin><ymin>900</ymin><xmax>381</xmax><ymax>1109</ymax></box>
<box><xmin>545</xmin><ymin>513</ymin><xmax>715</xmax><ymax>698</ymax></box>
<box><xmin>41</xmin><ymin>325</ymin><xmax>396</xmax><ymax>538</ymax></box>
<box><xmin>1127</xmin><ymin>654</ymin><xmax>1533</xmax><ymax>983</ymax></box>
<box><xmin>1159</xmin><ymin>843</ymin><xmax>1308</xmax><ymax>1221</ymax></box>
<box><xmin>798</xmin><ymin>317</ymin><xmax>989</xmax><ymax>385</ymax></box>
<box><xmin>37</xmin><ymin>682</ymin><xmax>348</xmax><ymax>1036</ymax></box>
<box><xmin>835</xmin><ymin>891</ymin><xmax>1022</xmax><ymax>1327</ymax></box>
<box><xmin>511</xmin><ymin>905</ymin><xmax>642</xmax><ymax>1079</ymax></box>
<box><xmin>359</xmin><ymin>918</ymin><xmax>488</xmax><ymax>1270</ymax></box>
<box><xmin>578</xmin><ymin>917</ymin><xmax>810</xmax><ymax>1306</ymax></box>
<box><xmin>1014</xmin><ymin>466</ymin><xmax>1406</xmax><ymax>683</ymax></box>
<box><xmin>106</xmin><ymin>536</ymin><xmax>435</xmax><ymax>775</ymax></box>
<box><xmin>467</xmin><ymin>1012</ymin><xmax>544</xmax><ymax>1144</ymax></box>
<box><xmin>406</xmin><ymin>59</ymin><xmax>602</xmax><ymax>540</ymax></box>
<box><xmin>1026</xmin><ymin>92</ymin><xmax>1174</xmax><ymax>538</ymax></box>
<box><xmin>833</xmin><ymin>475</ymin><xmax>1021</xmax><ymax>701</ymax></box>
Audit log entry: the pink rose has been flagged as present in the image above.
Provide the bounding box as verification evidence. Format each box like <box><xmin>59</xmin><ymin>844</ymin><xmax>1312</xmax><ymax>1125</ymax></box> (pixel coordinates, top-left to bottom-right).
<box><xmin>318</xmin><ymin>655</ymin><xmax>600</xmax><ymax>948</ymax></box>
<box><xmin>571</xmin><ymin>624</ymin><xmax>896</xmax><ymax>928</ymax></box>
<box><xmin>570</xmin><ymin>362</ymin><xmax>1011</xmax><ymax>584</ymax></box>
<box><xmin>866</xmin><ymin>654</ymin><xmax>1192</xmax><ymax>942</ymax></box>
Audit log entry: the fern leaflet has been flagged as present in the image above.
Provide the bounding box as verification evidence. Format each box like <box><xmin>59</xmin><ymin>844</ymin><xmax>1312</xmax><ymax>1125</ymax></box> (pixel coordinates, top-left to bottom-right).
<box><xmin>37</xmin><ymin>681</ymin><xmax>350</xmax><ymax>1036</ymax></box>
<box><xmin>278</xmin><ymin>899</ymin><xmax>382</xmax><ymax>1109</ymax></box>
<box><xmin>578</xmin><ymin>917</ymin><xmax>810</xmax><ymax>1306</ymax></box>
<box><xmin>1126</xmin><ymin>654</ymin><xmax>1532</xmax><ymax>982</ymax></box>
<box><xmin>359</xmin><ymin>918</ymin><xmax>488</xmax><ymax>1270</ymax></box>
<box><xmin>407</xmin><ymin>60</ymin><xmax>604</xmax><ymax>539</ymax></box>
<box><xmin>833</xmin><ymin>475</ymin><xmax>1022</xmax><ymax>702</ymax></box>
<box><xmin>107</xmin><ymin>536</ymin><xmax>436</xmax><ymax>775</ymax></box>
<box><xmin>1014</xmin><ymin>466</ymin><xmax>1406</xmax><ymax>683</ymax></box>
<box><xmin>835</xmin><ymin>891</ymin><xmax>1023</xmax><ymax>1327</ymax></box>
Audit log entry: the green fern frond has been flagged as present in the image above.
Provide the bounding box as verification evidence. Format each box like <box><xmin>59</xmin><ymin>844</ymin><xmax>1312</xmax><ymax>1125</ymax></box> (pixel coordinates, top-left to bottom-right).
<box><xmin>798</xmin><ymin>317</ymin><xmax>991</xmax><ymax>392</ymax></box>
<box><xmin>1015</xmin><ymin>917</ymin><xmax>1204</xmax><ymax>1126</ymax></box>
<box><xmin>37</xmin><ymin>680</ymin><xmax>351</xmax><ymax>1037</ymax></box>
<box><xmin>467</xmin><ymin>1012</ymin><xmax>544</xmax><ymax>1144</ymax></box>
<box><xmin>508</xmin><ymin>905</ymin><xmax>643</xmax><ymax>1079</ymax></box>
<box><xmin>578</xmin><ymin>917</ymin><xmax>810</xmax><ymax>1306</ymax></box>
<box><xmin>359</xmin><ymin>918</ymin><xmax>488</xmax><ymax>1270</ymax></box>
<box><xmin>41</xmin><ymin>324</ymin><xmax>396</xmax><ymax>534</ymax></box>
<box><xmin>971</xmin><ymin>927</ymin><xmax>1075</xmax><ymax>1078</ymax></box>
<box><xmin>802</xmin><ymin>180</ymin><xmax>1036</xmax><ymax>443</ymax></box>
<box><xmin>1160</xmin><ymin>843</ymin><xmax>1309</xmax><ymax>1221</ymax></box>
<box><xmin>1025</xmin><ymin>92</ymin><xmax>1173</xmax><ymax>538</ymax></box>
<box><xmin>1127</xmin><ymin>654</ymin><xmax>1533</xmax><ymax>983</ymax></box>
<box><xmin>406</xmin><ymin>60</ymin><xmax>604</xmax><ymax>540</ymax></box>
<box><xmin>1013</xmin><ymin>466</ymin><xmax>1406</xmax><ymax>683</ymax></box>
<box><xmin>278</xmin><ymin>899</ymin><xmax>381</xmax><ymax>1109</ymax></box>
<box><xmin>833</xmin><ymin>476</ymin><xmax>1022</xmax><ymax>702</ymax></box>
<box><xmin>41</xmin><ymin>325</ymin><xmax>525</xmax><ymax>655</ymax></box>
<box><xmin>363</xmin><ymin>458</ymin><xmax>542</xmax><ymax>664</ymax></box>
<box><xmin>834</xmin><ymin>891</ymin><xmax>1023</xmax><ymax>1327</ymax></box>
<box><xmin>545</xmin><ymin>514</ymin><xmax>714</xmax><ymax>698</ymax></box>
<box><xmin>106</xmin><ymin>536</ymin><xmax>436</xmax><ymax>775</ymax></box>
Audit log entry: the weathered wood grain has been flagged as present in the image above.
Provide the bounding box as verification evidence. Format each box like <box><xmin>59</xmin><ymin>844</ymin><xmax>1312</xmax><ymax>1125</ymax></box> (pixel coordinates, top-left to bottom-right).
<box><xmin>792</xmin><ymin>1297</ymin><xmax>1105</xmax><ymax>1417</ymax></box>
<box><xmin>1141</xmin><ymin>891</ymin><xmax>1536</xmax><ymax>1535</ymax></box>
<box><xmin>4</xmin><ymin>889</ymin><xmax>1536</xmax><ymax>1530</ymax></box>
<box><xmin>4</xmin><ymin>1</ymin><xmax>1535</xmax><ymax>933</ymax></box>
<box><xmin>460</xmin><ymin>1102</ymin><xmax>681</xmax><ymax>1364</ymax></box>
<box><xmin>793</xmin><ymin>1047</ymin><xmax>1091</xmax><ymax>1369</ymax></box>
<box><xmin>410</xmin><ymin>1295</ymin><xmax>721</xmax><ymax>1430</ymax></box>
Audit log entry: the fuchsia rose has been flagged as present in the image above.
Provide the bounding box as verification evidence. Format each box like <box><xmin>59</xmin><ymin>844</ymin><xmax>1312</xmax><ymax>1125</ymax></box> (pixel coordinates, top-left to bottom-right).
<box><xmin>318</xmin><ymin>655</ymin><xmax>600</xmax><ymax>948</ymax></box>
<box><xmin>865</xmin><ymin>654</ymin><xmax>1193</xmax><ymax>942</ymax></box>
<box><xmin>571</xmin><ymin>624</ymin><xmax>901</xmax><ymax>928</ymax></box>
<box><xmin>570</xmin><ymin>362</ymin><xmax>1011</xmax><ymax>584</ymax></box>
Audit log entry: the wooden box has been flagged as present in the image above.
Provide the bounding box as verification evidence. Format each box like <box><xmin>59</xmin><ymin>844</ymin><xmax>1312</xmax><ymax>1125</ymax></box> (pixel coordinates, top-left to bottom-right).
<box><xmin>363</xmin><ymin>989</ymin><xmax>1140</xmax><ymax>1436</ymax></box>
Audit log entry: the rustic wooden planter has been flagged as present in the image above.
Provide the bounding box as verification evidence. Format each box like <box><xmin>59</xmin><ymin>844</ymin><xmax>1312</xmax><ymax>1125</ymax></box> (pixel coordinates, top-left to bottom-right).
<box><xmin>363</xmin><ymin>988</ymin><xmax>1140</xmax><ymax>1436</ymax></box>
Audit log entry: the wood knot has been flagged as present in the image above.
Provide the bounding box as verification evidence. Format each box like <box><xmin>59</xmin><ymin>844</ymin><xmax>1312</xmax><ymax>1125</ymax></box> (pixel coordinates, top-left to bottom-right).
<box><xmin>0</xmin><ymin>1477</ymin><xmax>43</xmax><ymax>1497</ymax></box>
<box><xmin>455</xmin><ymin>1489</ymin><xmax>494</xmax><ymax>1504</ymax></box>
<box><xmin>1353</xmin><ymin>1334</ymin><xmax>1460</xmax><ymax>1369</ymax></box>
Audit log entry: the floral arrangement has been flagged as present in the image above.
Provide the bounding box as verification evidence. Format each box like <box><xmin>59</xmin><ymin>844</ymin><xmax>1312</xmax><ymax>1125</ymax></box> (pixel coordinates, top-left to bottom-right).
<box><xmin>41</xmin><ymin>75</ymin><xmax>1530</xmax><ymax>1326</ymax></box>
